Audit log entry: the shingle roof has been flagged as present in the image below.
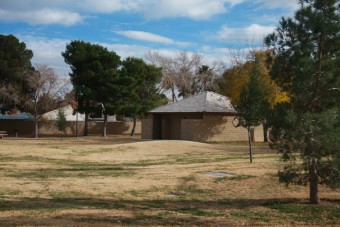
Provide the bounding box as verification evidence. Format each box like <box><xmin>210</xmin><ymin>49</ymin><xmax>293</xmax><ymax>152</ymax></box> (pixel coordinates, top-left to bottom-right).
<box><xmin>150</xmin><ymin>91</ymin><xmax>236</xmax><ymax>113</ymax></box>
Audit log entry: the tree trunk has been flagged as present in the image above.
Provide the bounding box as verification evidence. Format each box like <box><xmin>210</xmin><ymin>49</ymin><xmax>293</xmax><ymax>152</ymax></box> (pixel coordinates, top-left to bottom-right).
<box><xmin>75</xmin><ymin>111</ymin><xmax>78</xmax><ymax>138</ymax></box>
<box><xmin>83</xmin><ymin>112</ymin><xmax>89</xmax><ymax>136</ymax></box>
<box><xmin>130</xmin><ymin>117</ymin><xmax>136</xmax><ymax>136</ymax></box>
<box><xmin>309</xmin><ymin>159</ymin><xmax>320</xmax><ymax>204</ymax></box>
<box><xmin>263</xmin><ymin>124</ymin><xmax>268</xmax><ymax>142</ymax></box>
<box><xmin>247</xmin><ymin>127</ymin><xmax>253</xmax><ymax>163</ymax></box>
<box><xmin>102</xmin><ymin>113</ymin><xmax>107</xmax><ymax>137</ymax></box>
<box><xmin>34</xmin><ymin>118</ymin><xmax>39</xmax><ymax>138</ymax></box>
<box><xmin>171</xmin><ymin>86</ymin><xmax>177</xmax><ymax>102</ymax></box>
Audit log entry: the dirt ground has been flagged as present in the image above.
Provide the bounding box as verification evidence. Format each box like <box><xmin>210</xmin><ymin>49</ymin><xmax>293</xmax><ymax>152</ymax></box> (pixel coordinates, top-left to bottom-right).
<box><xmin>0</xmin><ymin>136</ymin><xmax>339</xmax><ymax>226</ymax></box>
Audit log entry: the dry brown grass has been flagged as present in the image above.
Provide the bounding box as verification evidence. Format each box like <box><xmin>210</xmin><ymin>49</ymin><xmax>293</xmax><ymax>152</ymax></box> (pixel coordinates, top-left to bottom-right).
<box><xmin>0</xmin><ymin>136</ymin><xmax>339</xmax><ymax>226</ymax></box>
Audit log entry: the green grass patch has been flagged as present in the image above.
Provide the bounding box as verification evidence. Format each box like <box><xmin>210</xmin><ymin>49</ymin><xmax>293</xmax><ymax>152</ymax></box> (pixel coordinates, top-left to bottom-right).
<box><xmin>0</xmin><ymin>155</ymin><xmax>77</xmax><ymax>165</ymax></box>
<box><xmin>72</xmin><ymin>146</ymin><xmax>136</xmax><ymax>155</ymax></box>
<box><xmin>174</xmin><ymin>154</ymin><xmax>249</xmax><ymax>164</ymax></box>
<box><xmin>263</xmin><ymin>201</ymin><xmax>340</xmax><ymax>224</ymax></box>
<box><xmin>124</xmin><ymin>153</ymin><xmax>250</xmax><ymax>167</ymax></box>
<box><xmin>16</xmin><ymin>196</ymin><xmax>127</xmax><ymax>210</ymax></box>
<box><xmin>7</xmin><ymin>165</ymin><xmax>135</xmax><ymax>179</ymax></box>
<box><xmin>175</xmin><ymin>185</ymin><xmax>214</xmax><ymax>199</ymax></box>
<box><xmin>0</xmin><ymin>189</ymin><xmax>21</xmax><ymax>196</ymax></box>
<box><xmin>176</xmin><ymin>207</ymin><xmax>223</xmax><ymax>217</ymax></box>
<box><xmin>207</xmin><ymin>141</ymin><xmax>270</xmax><ymax>148</ymax></box>
<box><xmin>214</xmin><ymin>175</ymin><xmax>255</xmax><ymax>183</ymax></box>
<box><xmin>230</xmin><ymin>209</ymin><xmax>273</xmax><ymax>223</ymax></box>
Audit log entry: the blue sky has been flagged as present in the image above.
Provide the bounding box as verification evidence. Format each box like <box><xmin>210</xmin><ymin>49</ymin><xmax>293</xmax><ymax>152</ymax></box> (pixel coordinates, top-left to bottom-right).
<box><xmin>0</xmin><ymin>0</ymin><xmax>299</xmax><ymax>76</ymax></box>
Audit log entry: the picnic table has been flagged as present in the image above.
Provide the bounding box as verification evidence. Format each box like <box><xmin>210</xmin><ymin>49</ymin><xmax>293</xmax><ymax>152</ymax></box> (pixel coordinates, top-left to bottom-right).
<box><xmin>0</xmin><ymin>131</ymin><xmax>8</xmax><ymax>139</ymax></box>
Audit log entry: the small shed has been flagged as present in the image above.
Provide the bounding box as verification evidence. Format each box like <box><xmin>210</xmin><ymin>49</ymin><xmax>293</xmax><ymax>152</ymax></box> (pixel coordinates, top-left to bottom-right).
<box><xmin>141</xmin><ymin>91</ymin><xmax>264</xmax><ymax>142</ymax></box>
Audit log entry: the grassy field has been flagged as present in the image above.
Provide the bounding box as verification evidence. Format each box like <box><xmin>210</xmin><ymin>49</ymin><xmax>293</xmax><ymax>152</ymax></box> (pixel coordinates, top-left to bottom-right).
<box><xmin>0</xmin><ymin>136</ymin><xmax>339</xmax><ymax>226</ymax></box>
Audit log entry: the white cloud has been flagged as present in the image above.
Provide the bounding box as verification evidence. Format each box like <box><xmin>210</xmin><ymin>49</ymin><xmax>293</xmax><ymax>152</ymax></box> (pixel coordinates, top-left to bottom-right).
<box><xmin>78</xmin><ymin>0</ymin><xmax>244</xmax><ymax>19</ymax></box>
<box><xmin>19</xmin><ymin>35</ymin><xmax>180</xmax><ymax>76</ymax></box>
<box><xmin>19</xmin><ymin>35</ymin><xmax>216</xmax><ymax>77</ymax></box>
<box><xmin>114</xmin><ymin>30</ymin><xmax>193</xmax><ymax>47</ymax></box>
<box><xmin>0</xmin><ymin>0</ymin><xmax>244</xmax><ymax>24</ymax></box>
<box><xmin>103</xmin><ymin>43</ymin><xmax>184</xmax><ymax>63</ymax></box>
<box><xmin>245</xmin><ymin>24</ymin><xmax>275</xmax><ymax>37</ymax></box>
<box><xmin>0</xmin><ymin>0</ymin><xmax>299</xmax><ymax>26</ymax></box>
<box><xmin>254</xmin><ymin>0</ymin><xmax>299</xmax><ymax>10</ymax></box>
<box><xmin>0</xmin><ymin>9</ymin><xmax>82</xmax><ymax>26</ymax></box>
<box><xmin>19</xmin><ymin>36</ymin><xmax>71</xmax><ymax>76</ymax></box>
<box><xmin>138</xmin><ymin>0</ymin><xmax>242</xmax><ymax>20</ymax></box>
<box><xmin>80</xmin><ymin>0</ymin><xmax>141</xmax><ymax>13</ymax></box>
<box><xmin>0</xmin><ymin>1</ymin><xmax>69</xmax><ymax>11</ymax></box>
<box><xmin>217</xmin><ymin>24</ymin><xmax>275</xmax><ymax>44</ymax></box>
<box><xmin>114</xmin><ymin>30</ymin><xmax>174</xmax><ymax>44</ymax></box>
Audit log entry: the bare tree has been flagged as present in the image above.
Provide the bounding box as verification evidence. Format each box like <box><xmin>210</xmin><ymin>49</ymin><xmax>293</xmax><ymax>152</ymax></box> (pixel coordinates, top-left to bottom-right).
<box><xmin>0</xmin><ymin>83</ymin><xmax>21</xmax><ymax>113</ymax></box>
<box><xmin>146</xmin><ymin>51</ymin><xmax>220</xmax><ymax>101</ymax></box>
<box><xmin>146</xmin><ymin>51</ymin><xmax>178</xmax><ymax>102</ymax></box>
<box><xmin>23</xmin><ymin>64</ymin><xmax>70</xmax><ymax>138</ymax></box>
<box><xmin>174</xmin><ymin>52</ymin><xmax>202</xmax><ymax>97</ymax></box>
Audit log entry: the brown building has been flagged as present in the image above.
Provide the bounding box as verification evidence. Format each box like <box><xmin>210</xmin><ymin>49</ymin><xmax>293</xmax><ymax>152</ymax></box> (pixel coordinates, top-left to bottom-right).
<box><xmin>141</xmin><ymin>91</ymin><xmax>264</xmax><ymax>142</ymax></box>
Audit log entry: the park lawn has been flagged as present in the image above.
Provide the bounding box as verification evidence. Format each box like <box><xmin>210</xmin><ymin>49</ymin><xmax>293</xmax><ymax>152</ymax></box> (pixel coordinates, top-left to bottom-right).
<box><xmin>0</xmin><ymin>136</ymin><xmax>339</xmax><ymax>226</ymax></box>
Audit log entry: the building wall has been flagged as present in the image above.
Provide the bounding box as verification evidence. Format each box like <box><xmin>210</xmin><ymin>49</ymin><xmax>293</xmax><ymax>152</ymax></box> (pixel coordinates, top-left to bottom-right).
<box><xmin>181</xmin><ymin>119</ymin><xmax>198</xmax><ymax>141</ymax></box>
<box><xmin>141</xmin><ymin>119</ymin><xmax>153</xmax><ymax>139</ymax></box>
<box><xmin>190</xmin><ymin>114</ymin><xmax>263</xmax><ymax>142</ymax></box>
<box><xmin>0</xmin><ymin>120</ymin><xmax>141</xmax><ymax>137</ymax></box>
<box><xmin>141</xmin><ymin>113</ymin><xmax>264</xmax><ymax>142</ymax></box>
<box><xmin>253</xmin><ymin>125</ymin><xmax>264</xmax><ymax>142</ymax></box>
<box><xmin>0</xmin><ymin>121</ymin><xmax>35</xmax><ymax>137</ymax></box>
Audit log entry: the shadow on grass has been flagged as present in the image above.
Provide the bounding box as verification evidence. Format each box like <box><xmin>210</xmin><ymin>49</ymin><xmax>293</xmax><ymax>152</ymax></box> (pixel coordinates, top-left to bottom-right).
<box><xmin>0</xmin><ymin>197</ymin><xmax>295</xmax><ymax>211</ymax></box>
<box><xmin>0</xmin><ymin>197</ymin><xmax>339</xmax><ymax>226</ymax></box>
<box><xmin>7</xmin><ymin>166</ymin><xmax>136</xmax><ymax>179</ymax></box>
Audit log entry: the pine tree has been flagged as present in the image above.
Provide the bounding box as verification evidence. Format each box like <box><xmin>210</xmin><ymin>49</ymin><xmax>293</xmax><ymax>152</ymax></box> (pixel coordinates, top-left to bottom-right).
<box><xmin>119</xmin><ymin>57</ymin><xmax>163</xmax><ymax>136</ymax></box>
<box><xmin>0</xmin><ymin>34</ymin><xmax>33</xmax><ymax>113</ymax></box>
<box><xmin>233</xmin><ymin>59</ymin><xmax>268</xmax><ymax>163</ymax></box>
<box><xmin>62</xmin><ymin>41</ymin><xmax>121</xmax><ymax>136</ymax></box>
<box><xmin>266</xmin><ymin>0</ymin><xmax>340</xmax><ymax>204</ymax></box>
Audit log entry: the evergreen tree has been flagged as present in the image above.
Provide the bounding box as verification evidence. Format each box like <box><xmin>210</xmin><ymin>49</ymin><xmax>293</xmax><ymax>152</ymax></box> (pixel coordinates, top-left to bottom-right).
<box><xmin>233</xmin><ymin>60</ymin><xmax>268</xmax><ymax>163</ymax></box>
<box><xmin>56</xmin><ymin>109</ymin><xmax>67</xmax><ymax>140</ymax></box>
<box><xmin>62</xmin><ymin>41</ymin><xmax>121</xmax><ymax>136</ymax></box>
<box><xmin>0</xmin><ymin>34</ymin><xmax>33</xmax><ymax>113</ymax></box>
<box><xmin>63</xmin><ymin>41</ymin><xmax>96</xmax><ymax>136</ymax></box>
<box><xmin>120</xmin><ymin>57</ymin><xmax>163</xmax><ymax>136</ymax></box>
<box><xmin>92</xmin><ymin>49</ymin><xmax>121</xmax><ymax>137</ymax></box>
<box><xmin>214</xmin><ymin>50</ymin><xmax>290</xmax><ymax>142</ymax></box>
<box><xmin>266</xmin><ymin>0</ymin><xmax>340</xmax><ymax>204</ymax></box>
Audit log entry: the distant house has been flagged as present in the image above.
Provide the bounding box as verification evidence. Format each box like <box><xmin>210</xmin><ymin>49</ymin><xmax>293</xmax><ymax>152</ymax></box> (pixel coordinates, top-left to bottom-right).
<box><xmin>43</xmin><ymin>105</ymin><xmax>85</xmax><ymax>121</ymax></box>
<box><xmin>43</xmin><ymin>105</ymin><xmax>116</xmax><ymax>122</ymax></box>
<box><xmin>142</xmin><ymin>91</ymin><xmax>264</xmax><ymax>142</ymax></box>
<box><xmin>0</xmin><ymin>106</ymin><xmax>125</xmax><ymax>137</ymax></box>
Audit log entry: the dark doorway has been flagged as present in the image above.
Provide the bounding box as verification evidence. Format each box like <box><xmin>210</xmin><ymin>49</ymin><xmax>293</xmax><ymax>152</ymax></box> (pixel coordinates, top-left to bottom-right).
<box><xmin>159</xmin><ymin>116</ymin><xmax>181</xmax><ymax>140</ymax></box>
<box><xmin>169</xmin><ymin>118</ymin><xmax>181</xmax><ymax>140</ymax></box>
<box><xmin>152</xmin><ymin>115</ymin><xmax>162</xmax><ymax>139</ymax></box>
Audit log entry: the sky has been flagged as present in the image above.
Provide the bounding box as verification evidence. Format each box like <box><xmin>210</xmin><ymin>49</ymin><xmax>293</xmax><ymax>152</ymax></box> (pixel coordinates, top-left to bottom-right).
<box><xmin>0</xmin><ymin>0</ymin><xmax>299</xmax><ymax>76</ymax></box>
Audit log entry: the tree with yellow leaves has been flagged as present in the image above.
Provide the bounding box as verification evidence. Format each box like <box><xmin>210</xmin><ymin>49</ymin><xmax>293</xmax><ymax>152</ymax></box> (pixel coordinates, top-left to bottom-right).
<box><xmin>215</xmin><ymin>50</ymin><xmax>289</xmax><ymax>141</ymax></box>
